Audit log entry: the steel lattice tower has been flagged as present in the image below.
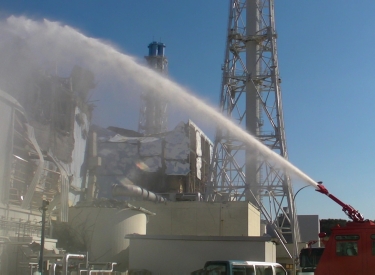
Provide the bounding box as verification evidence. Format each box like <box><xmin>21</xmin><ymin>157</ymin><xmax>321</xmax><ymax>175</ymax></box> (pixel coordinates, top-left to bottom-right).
<box><xmin>209</xmin><ymin>0</ymin><xmax>300</xmax><ymax>263</ymax></box>
<box><xmin>138</xmin><ymin>41</ymin><xmax>168</xmax><ymax>135</ymax></box>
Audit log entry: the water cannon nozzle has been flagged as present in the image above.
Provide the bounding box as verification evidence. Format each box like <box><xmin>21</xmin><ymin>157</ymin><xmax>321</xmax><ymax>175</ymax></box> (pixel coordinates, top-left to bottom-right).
<box><xmin>316</xmin><ymin>182</ymin><xmax>329</xmax><ymax>195</ymax></box>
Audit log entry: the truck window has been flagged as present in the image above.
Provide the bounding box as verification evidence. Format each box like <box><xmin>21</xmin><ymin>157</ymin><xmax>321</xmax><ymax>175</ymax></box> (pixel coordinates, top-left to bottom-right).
<box><xmin>274</xmin><ymin>266</ymin><xmax>286</xmax><ymax>275</ymax></box>
<box><xmin>371</xmin><ymin>234</ymin><xmax>375</xmax><ymax>255</ymax></box>
<box><xmin>336</xmin><ymin>241</ymin><xmax>358</xmax><ymax>256</ymax></box>
<box><xmin>245</xmin><ymin>266</ymin><xmax>255</xmax><ymax>275</ymax></box>
<box><xmin>232</xmin><ymin>267</ymin><xmax>246</xmax><ymax>275</ymax></box>
<box><xmin>335</xmin><ymin>235</ymin><xmax>359</xmax><ymax>256</ymax></box>
<box><xmin>205</xmin><ymin>263</ymin><xmax>227</xmax><ymax>275</ymax></box>
<box><xmin>232</xmin><ymin>265</ymin><xmax>254</xmax><ymax>275</ymax></box>
<box><xmin>299</xmin><ymin>247</ymin><xmax>324</xmax><ymax>271</ymax></box>
<box><xmin>255</xmin><ymin>265</ymin><xmax>273</xmax><ymax>275</ymax></box>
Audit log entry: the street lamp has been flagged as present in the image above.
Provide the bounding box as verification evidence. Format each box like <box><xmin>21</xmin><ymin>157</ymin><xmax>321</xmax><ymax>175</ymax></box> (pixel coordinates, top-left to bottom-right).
<box><xmin>293</xmin><ymin>185</ymin><xmax>311</xmax><ymax>201</ymax></box>
<box><xmin>292</xmin><ymin>185</ymin><xmax>312</xmax><ymax>275</ymax></box>
<box><xmin>38</xmin><ymin>200</ymin><xmax>49</xmax><ymax>274</ymax></box>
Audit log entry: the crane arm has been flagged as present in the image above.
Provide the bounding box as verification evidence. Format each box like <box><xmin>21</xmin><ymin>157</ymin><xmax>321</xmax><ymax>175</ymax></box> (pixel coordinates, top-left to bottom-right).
<box><xmin>315</xmin><ymin>182</ymin><xmax>364</xmax><ymax>222</ymax></box>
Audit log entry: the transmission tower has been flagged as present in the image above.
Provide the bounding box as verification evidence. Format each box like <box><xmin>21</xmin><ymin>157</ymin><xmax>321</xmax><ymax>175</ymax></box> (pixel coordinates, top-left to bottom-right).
<box><xmin>138</xmin><ymin>41</ymin><xmax>168</xmax><ymax>135</ymax></box>
<box><xmin>209</xmin><ymin>0</ymin><xmax>300</xmax><ymax>263</ymax></box>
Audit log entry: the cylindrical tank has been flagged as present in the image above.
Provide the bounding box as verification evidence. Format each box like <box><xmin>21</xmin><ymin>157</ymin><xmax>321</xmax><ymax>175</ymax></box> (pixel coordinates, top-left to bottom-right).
<box><xmin>157</xmin><ymin>43</ymin><xmax>165</xmax><ymax>56</ymax></box>
<box><xmin>68</xmin><ymin>205</ymin><xmax>148</xmax><ymax>271</ymax></box>
<box><xmin>148</xmin><ymin>41</ymin><xmax>158</xmax><ymax>56</ymax></box>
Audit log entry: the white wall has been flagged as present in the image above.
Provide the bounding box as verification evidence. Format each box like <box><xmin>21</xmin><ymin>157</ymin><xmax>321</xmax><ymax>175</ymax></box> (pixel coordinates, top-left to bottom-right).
<box><xmin>127</xmin><ymin>235</ymin><xmax>276</xmax><ymax>275</ymax></box>
<box><xmin>130</xmin><ymin>201</ymin><xmax>260</xmax><ymax>236</ymax></box>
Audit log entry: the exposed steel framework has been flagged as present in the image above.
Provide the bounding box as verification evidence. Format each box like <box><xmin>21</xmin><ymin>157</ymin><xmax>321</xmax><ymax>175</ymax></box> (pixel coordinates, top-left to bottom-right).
<box><xmin>209</xmin><ymin>0</ymin><xmax>300</xmax><ymax>264</ymax></box>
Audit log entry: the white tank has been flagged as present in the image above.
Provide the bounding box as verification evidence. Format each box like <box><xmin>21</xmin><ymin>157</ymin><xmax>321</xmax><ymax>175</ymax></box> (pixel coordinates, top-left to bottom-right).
<box><xmin>68</xmin><ymin>204</ymin><xmax>148</xmax><ymax>271</ymax></box>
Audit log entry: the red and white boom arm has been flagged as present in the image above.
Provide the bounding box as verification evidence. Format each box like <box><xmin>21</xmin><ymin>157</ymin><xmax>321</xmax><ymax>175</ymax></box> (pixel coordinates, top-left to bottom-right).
<box><xmin>315</xmin><ymin>182</ymin><xmax>364</xmax><ymax>222</ymax></box>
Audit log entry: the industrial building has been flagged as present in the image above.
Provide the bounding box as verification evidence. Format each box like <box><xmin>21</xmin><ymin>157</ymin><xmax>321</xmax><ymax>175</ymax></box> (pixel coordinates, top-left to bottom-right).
<box><xmin>0</xmin><ymin>71</ymin><xmax>274</xmax><ymax>274</ymax></box>
<box><xmin>0</xmin><ymin>56</ymin><xmax>286</xmax><ymax>275</ymax></box>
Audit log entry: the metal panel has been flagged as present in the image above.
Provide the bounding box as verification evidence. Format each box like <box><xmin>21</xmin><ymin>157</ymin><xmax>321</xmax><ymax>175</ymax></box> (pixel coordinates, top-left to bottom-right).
<box><xmin>196</xmin><ymin>131</ymin><xmax>202</xmax><ymax>180</ymax></box>
<box><xmin>0</xmin><ymin>100</ymin><xmax>12</xmax><ymax>203</ymax></box>
<box><xmin>165</xmin><ymin>160</ymin><xmax>189</xmax><ymax>175</ymax></box>
<box><xmin>48</xmin><ymin>153</ymin><xmax>69</xmax><ymax>222</ymax></box>
<box><xmin>21</xmin><ymin>124</ymin><xmax>44</xmax><ymax>209</ymax></box>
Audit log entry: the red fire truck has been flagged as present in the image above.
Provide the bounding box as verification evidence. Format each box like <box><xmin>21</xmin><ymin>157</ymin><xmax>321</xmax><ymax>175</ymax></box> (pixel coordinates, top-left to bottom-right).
<box><xmin>299</xmin><ymin>182</ymin><xmax>375</xmax><ymax>275</ymax></box>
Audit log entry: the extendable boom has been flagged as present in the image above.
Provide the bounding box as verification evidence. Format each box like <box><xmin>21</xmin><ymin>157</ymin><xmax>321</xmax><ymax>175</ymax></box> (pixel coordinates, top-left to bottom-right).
<box><xmin>315</xmin><ymin>182</ymin><xmax>364</xmax><ymax>222</ymax></box>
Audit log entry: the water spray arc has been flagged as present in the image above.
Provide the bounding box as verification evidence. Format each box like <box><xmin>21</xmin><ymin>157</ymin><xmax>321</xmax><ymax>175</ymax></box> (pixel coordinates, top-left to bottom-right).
<box><xmin>209</xmin><ymin>0</ymin><xmax>300</xmax><ymax>262</ymax></box>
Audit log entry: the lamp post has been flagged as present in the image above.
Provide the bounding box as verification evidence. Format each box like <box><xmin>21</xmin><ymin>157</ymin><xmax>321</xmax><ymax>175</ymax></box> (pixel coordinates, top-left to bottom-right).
<box><xmin>38</xmin><ymin>200</ymin><xmax>49</xmax><ymax>274</ymax></box>
<box><xmin>292</xmin><ymin>185</ymin><xmax>311</xmax><ymax>275</ymax></box>
<box><xmin>294</xmin><ymin>185</ymin><xmax>311</xmax><ymax>201</ymax></box>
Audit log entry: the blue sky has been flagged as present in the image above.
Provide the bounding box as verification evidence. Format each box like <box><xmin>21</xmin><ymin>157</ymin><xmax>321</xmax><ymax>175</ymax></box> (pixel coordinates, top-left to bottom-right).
<box><xmin>1</xmin><ymin>1</ymin><xmax>375</xmax><ymax>220</ymax></box>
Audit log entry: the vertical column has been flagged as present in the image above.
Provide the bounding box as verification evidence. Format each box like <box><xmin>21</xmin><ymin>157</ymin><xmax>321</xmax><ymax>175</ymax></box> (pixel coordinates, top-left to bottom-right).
<box><xmin>245</xmin><ymin>0</ymin><xmax>260</xmax><ymax>204</ymax></box>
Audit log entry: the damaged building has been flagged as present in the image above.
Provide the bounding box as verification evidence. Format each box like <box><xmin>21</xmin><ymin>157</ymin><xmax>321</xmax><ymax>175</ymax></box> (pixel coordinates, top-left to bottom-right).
<box><xmin>0</xmin><ymin>61</ymin><xmax>214</xmax><ymax>273</ymax></box>
<box><xmin>0</xmin><ymin>66</ymin><xmax>95</xmax><ymax>274</ymax></box>
<box><xmin>94</xmin><ymin>120</ymin><xmax>213</xmax><ymax>201</ymax></box>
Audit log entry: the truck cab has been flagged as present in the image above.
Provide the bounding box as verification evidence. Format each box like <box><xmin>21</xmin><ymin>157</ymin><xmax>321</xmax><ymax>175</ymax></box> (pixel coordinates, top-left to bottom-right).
<box><xmin>315</xmin><ymin>221</ymin><xmax>375</xmax><ymax>275</ymax></box>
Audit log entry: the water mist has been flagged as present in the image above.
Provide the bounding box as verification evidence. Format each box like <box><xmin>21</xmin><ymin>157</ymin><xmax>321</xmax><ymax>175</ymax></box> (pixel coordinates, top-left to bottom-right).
<box><xmin>0</xmin><ymin>16</ymin><xmax>318</xmax><ymax>189</ymax></box>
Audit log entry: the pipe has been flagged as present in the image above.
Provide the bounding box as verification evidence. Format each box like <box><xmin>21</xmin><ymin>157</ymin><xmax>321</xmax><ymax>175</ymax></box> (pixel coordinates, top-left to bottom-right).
<box><xmin>88</xmin><ymin>262</ymin><xmax>116</xmax><ymax>274</ymax></box>
<box><xmin>49</xmin><ymin>262</ymin><xmax>57</xmax><ymax>275</ymax></box>
<box><xmin>29</xmin><ymin>263</ymin><xmax>38</xmax><ymax>275</ymax></box>
<box><xmin>78</xmin><ymin>262</ymin><xmax>117</xmax><ymax>275</ymax></box>
<box><xmin>112</xmin><ymin>184</ymin><xmax>166</xmax><ymax>203</ymax></box>
<box><xmin>62</xmin><ymin>253</ymin><xmax>86</xmax><ymax>275</ymax></box>
<box><xmin>0</xmin><ymin>236</ymin><xmax>10</xmax><ymax>242</ymax></box>
<box><xmin>78</xmin><ymin>262</ymin><xmax>88</xmax><ymax>275</ymax></box>
<box><xmin>0</xmin><ymin>236</ymin><xmax>32</xmax><ymax>245</ymax></box>
<box><xmin>87</xmin><ymin>131</ymin><xmax>99</xmax><ymax>202</ymax></box>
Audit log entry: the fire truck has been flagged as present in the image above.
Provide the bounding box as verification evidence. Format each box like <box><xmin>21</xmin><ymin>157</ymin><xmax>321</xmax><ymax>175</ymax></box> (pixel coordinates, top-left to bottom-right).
<box><xmin>299</xmin><ymin>182</ymin><xmax>375</xmax><ymax>275</ymax></box>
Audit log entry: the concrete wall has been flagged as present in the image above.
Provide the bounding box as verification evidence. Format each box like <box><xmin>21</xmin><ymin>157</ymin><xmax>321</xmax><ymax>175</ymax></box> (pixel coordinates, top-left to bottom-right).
<box><xmin>127</xmin><ymin>235</ymin><xmax>276</xmax><ymax>275</ymax></box>
<box><xmin>131</xmin><ymin>201</ymin><xmax>260</xmax><ymax>236</ymax></box>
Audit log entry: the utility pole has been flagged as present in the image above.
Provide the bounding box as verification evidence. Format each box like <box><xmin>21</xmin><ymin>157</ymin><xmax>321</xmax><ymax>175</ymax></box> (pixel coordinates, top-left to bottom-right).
<box><xmin>38</xmin><ymin>200</ymin><xmax>49</xmax><ymax>274</ymax></box>
<box><xmin>209</xmin><ymin>0</ymin><xmax>300</xmax><ymax>272</ymax></box>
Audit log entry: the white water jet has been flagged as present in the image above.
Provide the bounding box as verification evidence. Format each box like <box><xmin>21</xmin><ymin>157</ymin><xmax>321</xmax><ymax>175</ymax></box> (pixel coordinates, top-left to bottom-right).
<box><xmin>0</xmin><ymin>16</ymin><xmax>318</xmax><ymax>189</ymax></box>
